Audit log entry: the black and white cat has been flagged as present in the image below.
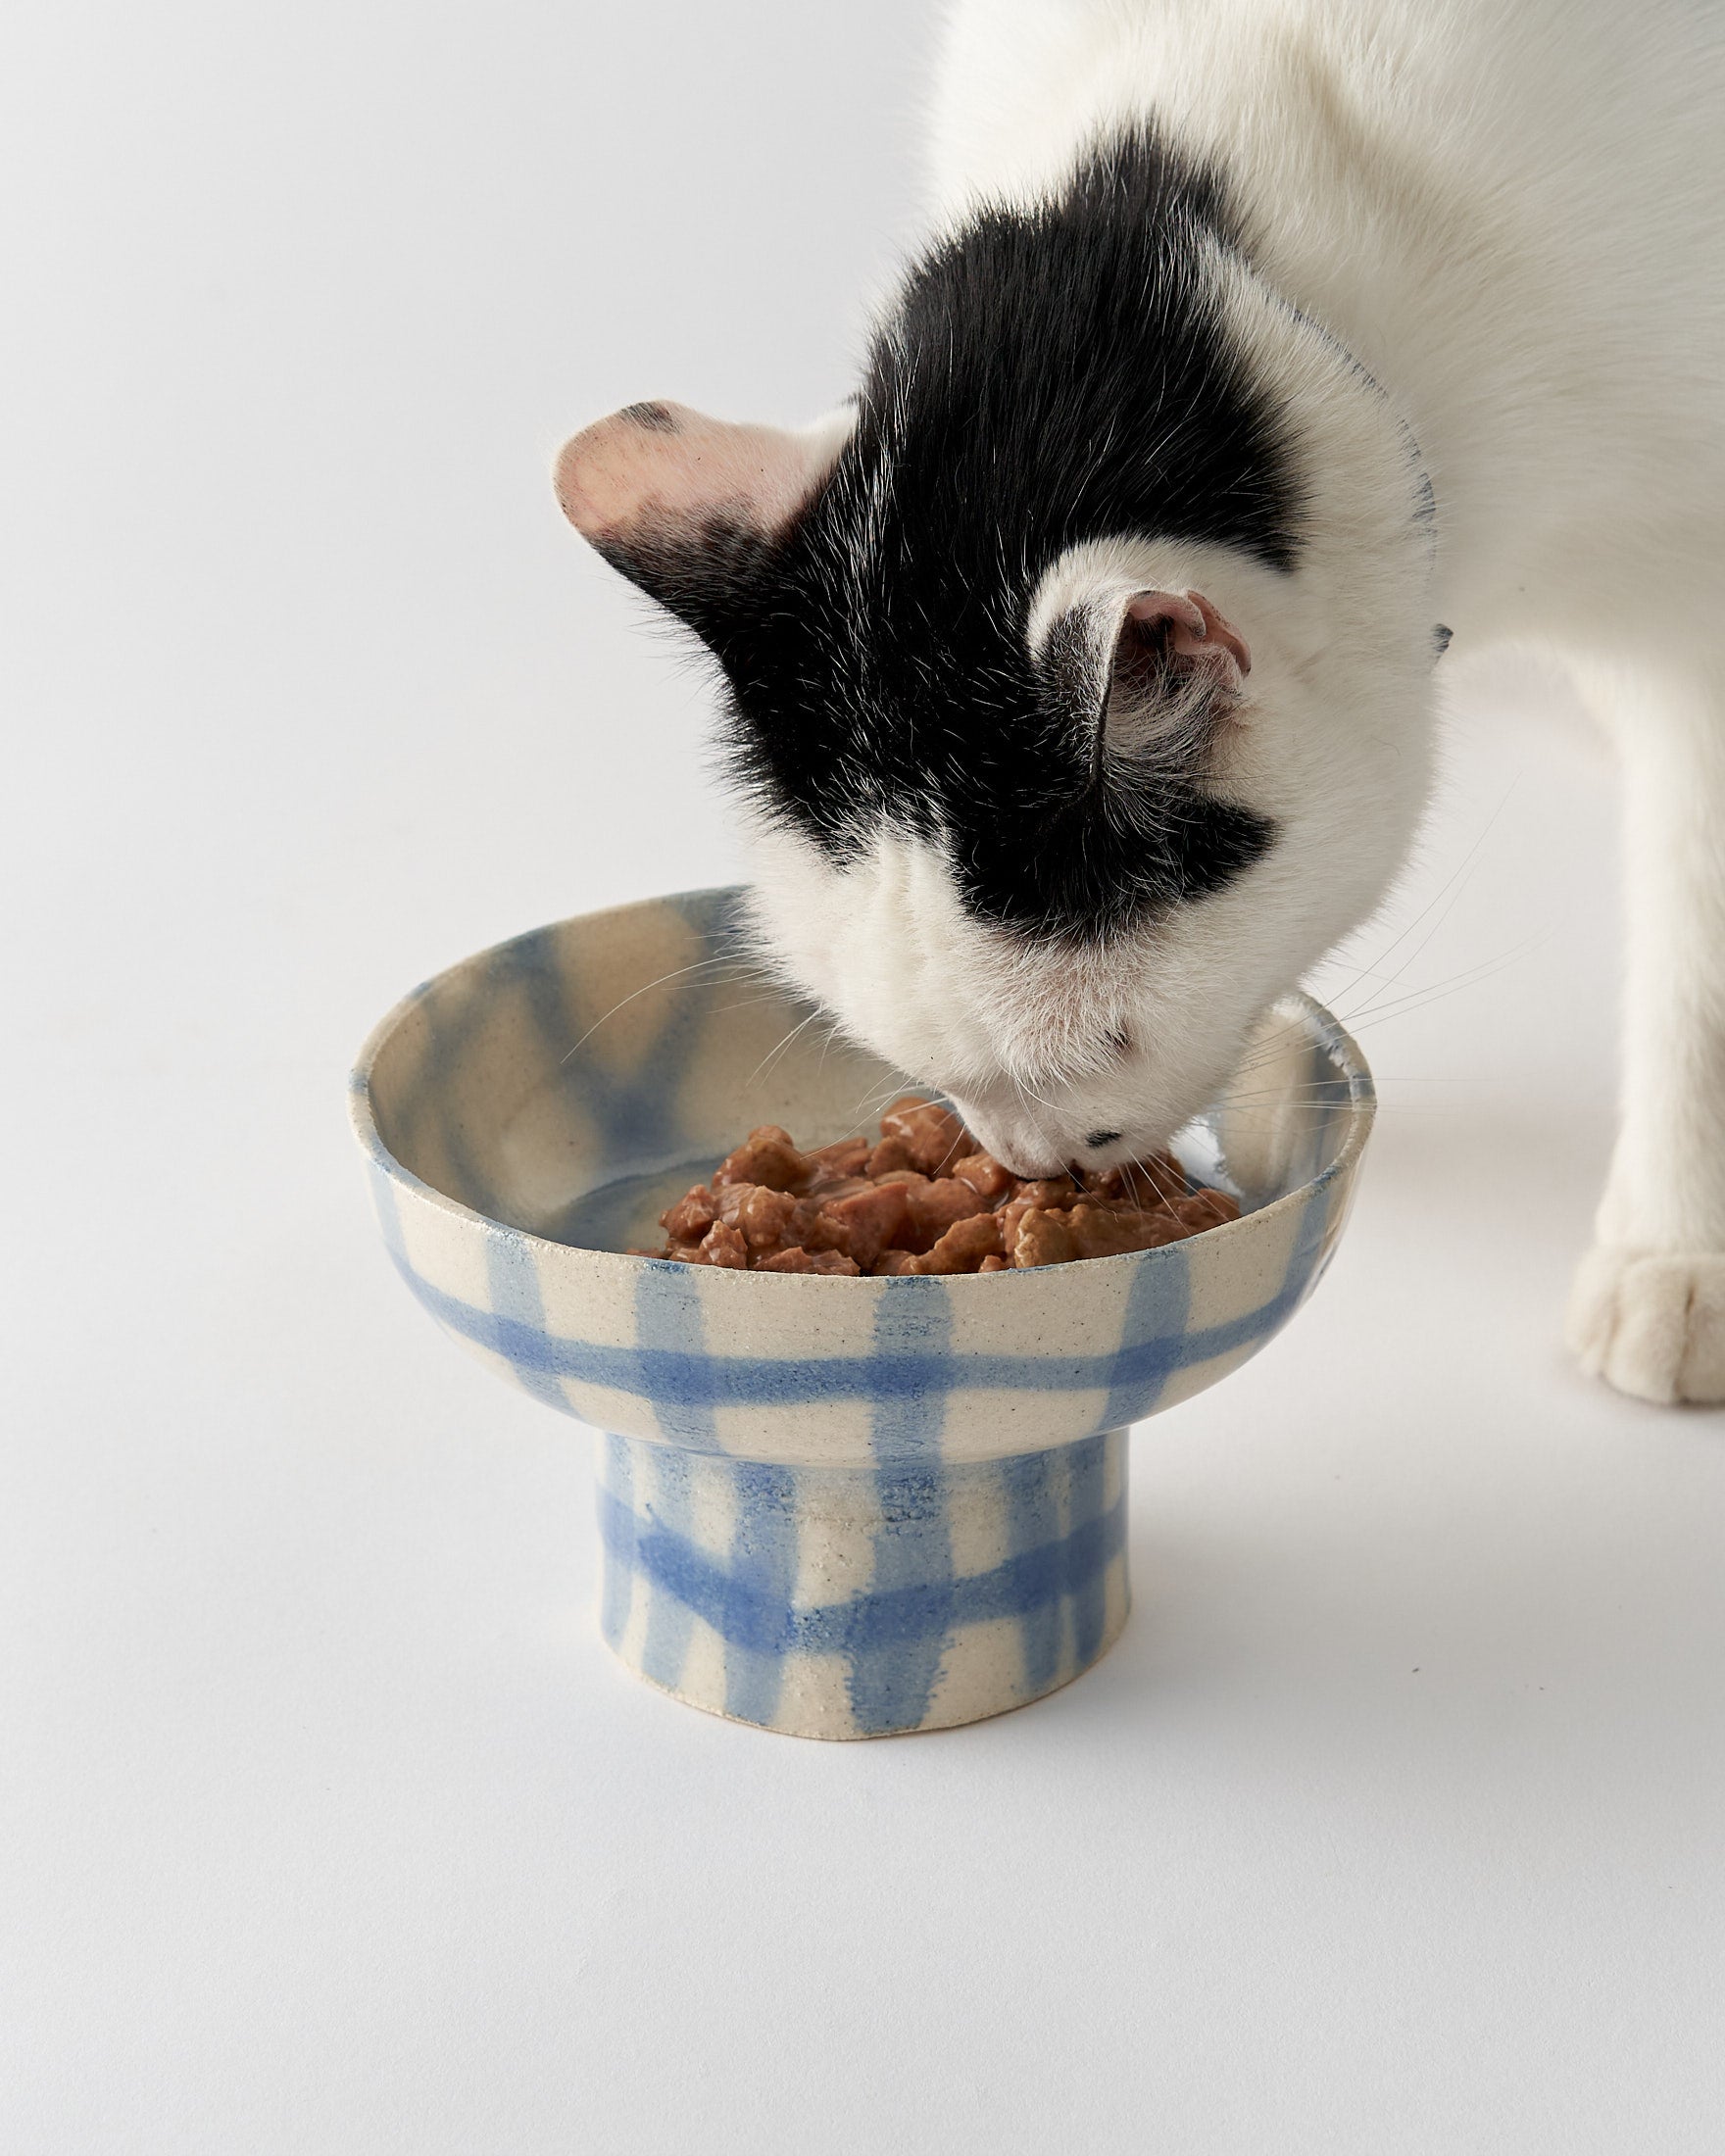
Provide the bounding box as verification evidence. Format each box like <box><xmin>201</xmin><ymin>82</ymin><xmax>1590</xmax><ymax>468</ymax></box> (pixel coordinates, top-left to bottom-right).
<box><xmin>554</xmin><ymin>0</ymin><xmax>1725</xmax><ymax>1406</ymax></box>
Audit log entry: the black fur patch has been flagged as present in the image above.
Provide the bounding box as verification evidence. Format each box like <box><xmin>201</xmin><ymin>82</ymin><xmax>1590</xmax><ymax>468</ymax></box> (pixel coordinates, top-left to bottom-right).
<box><xmin>624</xmin><ymin>129</ymin><xmax>1303</xmax><ymax>939</ymax></box>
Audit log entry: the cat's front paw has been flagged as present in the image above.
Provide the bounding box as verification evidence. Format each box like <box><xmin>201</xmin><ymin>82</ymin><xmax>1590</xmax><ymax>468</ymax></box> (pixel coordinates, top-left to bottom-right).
<box><xmin>1566</xmin><ymin>1246</ymin><xmax>1725</xmax><ymax>1405</ymax></box>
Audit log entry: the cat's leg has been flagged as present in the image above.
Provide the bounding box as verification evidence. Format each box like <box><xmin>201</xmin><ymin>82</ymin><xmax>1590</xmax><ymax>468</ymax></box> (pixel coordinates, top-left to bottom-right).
<box><xmin>1566</xmin><ymin>655</ymin><xmax>1725</xmax><ymax>1404</ymax></box>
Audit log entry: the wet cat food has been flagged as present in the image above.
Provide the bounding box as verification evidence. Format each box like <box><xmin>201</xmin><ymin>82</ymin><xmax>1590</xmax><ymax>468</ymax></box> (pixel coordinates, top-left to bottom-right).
<box><xmin>636</xmin><ymin>1099</ymin><xmax>1240</xmax><ymax>1276</ymax></box>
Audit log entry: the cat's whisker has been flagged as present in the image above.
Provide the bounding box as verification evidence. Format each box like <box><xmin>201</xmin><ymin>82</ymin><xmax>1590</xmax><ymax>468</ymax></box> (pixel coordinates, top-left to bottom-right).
<box><xmin>848</xmin><ymin>1079</ymin><xmax>910</xmax><ymax>1128</ymax></box>
<box><xmin>705</xmin><ymin>989</ymin><xmax>816</xmax><ymax>1020</ymax></box>
<box><xmin>1297</xmin><ymin>827</ymin><xmax>1498</xmax><ymax>1025</ymax></box>
<box><xmin>1324</xmin><ymin>776</ymin><xmax>1524</xmax><ymax>1007</ymax></box>
<box><xmin>557</xmin><ymin>954</ymin><xmax>765</xmax><ymax>1065</ymax></box>
<box><xmin>1226</xmin><ymin>921</ymin><xmax>1550</xmax><ymax>1087</ymax></box>
<box><xmin>1332</xmin><ymin>928</ymin><xmax>1554</xmax><ymax>1032</ymax></box>
<box><xmin>744</xmin><ymin>1006</ymin><xmax>825</xmax><ymax>1089</ymax></box>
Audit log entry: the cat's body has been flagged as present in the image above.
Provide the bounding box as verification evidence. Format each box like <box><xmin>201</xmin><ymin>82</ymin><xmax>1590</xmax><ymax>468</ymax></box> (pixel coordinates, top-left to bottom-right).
<box><xmin>556</xmin><ymin>0</ymin><xmax>1725</xmax><ymax>1403</ymax></box>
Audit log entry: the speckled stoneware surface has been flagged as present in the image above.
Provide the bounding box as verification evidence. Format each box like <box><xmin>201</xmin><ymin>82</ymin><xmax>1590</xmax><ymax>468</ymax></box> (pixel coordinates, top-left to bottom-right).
<box><xmin>351</xmin><ymin>887</ymin><xmax>1374</xmax><ymax>1738</ymax></box>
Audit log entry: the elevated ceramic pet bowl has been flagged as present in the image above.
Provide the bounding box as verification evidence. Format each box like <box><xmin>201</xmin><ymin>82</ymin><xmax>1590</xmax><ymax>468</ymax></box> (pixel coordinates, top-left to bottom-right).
<box><xmin>350</xmin><ymin>887</ymin><xmax>1374</xmax><ymax>1739</ymax></box>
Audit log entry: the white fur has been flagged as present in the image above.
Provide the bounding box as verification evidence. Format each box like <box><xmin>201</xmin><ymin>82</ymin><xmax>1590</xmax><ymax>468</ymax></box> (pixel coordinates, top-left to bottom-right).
<box><xmin>743</xmin><ymin>0</ymin><xmax>1725</xmax><ymax>1400</ymax></box>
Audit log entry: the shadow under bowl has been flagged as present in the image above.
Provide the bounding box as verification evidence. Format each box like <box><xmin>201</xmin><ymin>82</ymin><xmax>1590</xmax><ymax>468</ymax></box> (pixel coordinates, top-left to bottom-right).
<box><xmin>351</xmin><ymin>886</ymin><xmax>1374</xmax><ymax>1738</ymax></box>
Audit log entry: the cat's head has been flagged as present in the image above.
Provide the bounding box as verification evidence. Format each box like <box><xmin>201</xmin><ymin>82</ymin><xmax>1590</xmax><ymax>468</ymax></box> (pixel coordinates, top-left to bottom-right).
<box><xmin>555</xmin><ymin>142</ymin><xmax>1439</xmax><ymax>1174</ymax></box>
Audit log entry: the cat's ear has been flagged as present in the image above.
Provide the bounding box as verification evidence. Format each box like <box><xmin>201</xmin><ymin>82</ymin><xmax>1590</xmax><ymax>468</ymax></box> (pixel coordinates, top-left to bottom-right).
<box><xmin>553</xmin><ymin>400</ymin><xmax>853</xmax><ymax>618</ymax></box>
<box><xmin>1044</xmin><ymin>585</ymin><xmax>1252</xmax><ymax>762</ymax></box>
<box><xmin>1115</xmin><ymin>591</ymin><xmax>1252</xmax><ymax>693</ymax></box>
<box><xmin>1100</xmin><ymin>589</ymin><xmax>1252</xmax><ymax>762</ymax></box>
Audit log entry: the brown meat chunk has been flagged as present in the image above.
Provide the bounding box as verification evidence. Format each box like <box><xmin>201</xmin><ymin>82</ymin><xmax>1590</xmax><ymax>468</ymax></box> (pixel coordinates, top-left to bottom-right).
<box><xmin>1176</xmin><ymin>1189</ymin><xmax>1241</xmax><ymax>1231</ymax></box>
<box><xmin>1011</xmin><ymin>1207</ymin><xmax>1078</xmax><ymax>1268</ymax></box>
<box><xmin>951</xmin><ymin>1151</ymin><xmax>1014</xmax><ymax>1201</ymax></box>
<box><xmin>904</xmin><ymin>1176</ymin><xmax>989</xmax><ymax>1250</ymax></box>
<box><xmin>818</xmin><ymin>1181</ymin><xmax>912</xmax><ymax>1269</ymax></box>
<box><xmin>802</xmin><ymin>1136</ymin><xmax>871</xmax><ymax>1188</ymax></box>
<box><xmin>1010</xmin><ymin>1177</ymin><xmax>1084</xmax><ymax>1211</ymax></box>
<box><xmin>785</xmin><ymin>1197</ymin><xmax>850</xmax><ymax>1253</ymax></box>
<box><xmin>865</xmin><ymin>1136</ymin><xmax>915</xmax><ymax>1176</ymax></box>
<box><xmin>1088</xmin><ymin>1152</ymin><xmax>1187</xmax><ymax>1207</ymax></box>
<box><xmin>912</xmin><ymin>1211</ymin><xmax>1004</xmax><ymax>1274</ymax></box>
<box><xmin>711</xmin><ymin>1125</ymin><xmax>808</xmax><ymax>1192</ymax></box>
<box><xmin>741</xmin><ymin>1185</ymin><xmax>803</xmax><ymax>1250</ymax></box>
<box><xmin>696</xmin><ymin>1219</ymin><xmax>749</xmax><ymax>1269</ymax></box>
<box><xmin>996</xmin><ymin>1198</ymin><xmax>1032</xmax><ymax>1250</ymax></box>
<box><xmin>757</xmin><ymin>1246</ymin><xmax>862</xmax><ymax>1276</ymax></box>
<box><xmin>1010</xmin><ymin>1201</ymin><xmax>1186</xmax><ymax>1267</ymax></box>
<box><xmin>880</xmin><ymin>1096</ymin><xmax>972</xmax><ymax>1175</ymax></box>
<box><xmin>660</xmin><ymin>1185</ymin><xmax>717</xmax><ymax>1242</ymax></box>
<box><xmin>802</xmin><ymin>1176</ymin><xmax>872</xmax><ymax>1203</ymax></box>
<box><xmin>996</xmin><ymin>1186</ymin><xmax>1079</xmax><ymax>1250</ymax></box>
<box><xmin>713</xmin><ymin>1181</ymin><xmax>803</xmax><ymax>1251</ymax></box>
<box><xmin>870</xmin><ymin>1250</ymin><xmax>918</xmax><ymax>1276</ymax></box>
<box><xmin>978</xmin><ymin>1254</ymin><xmax>1009</xmax><ymax>1273</ymax></box>
<box><xmin>1064</xmin><ymin>1202</ymin><xmax>1189</xmax><ymax>1259</ymax></box>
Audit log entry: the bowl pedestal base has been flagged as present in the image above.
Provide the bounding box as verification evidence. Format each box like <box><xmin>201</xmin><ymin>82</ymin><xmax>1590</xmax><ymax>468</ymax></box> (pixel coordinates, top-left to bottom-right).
<box><xmin>596</xmin><ymin>1426</ymin><xmax>1131</xmax><ymax>1738</ymax></box>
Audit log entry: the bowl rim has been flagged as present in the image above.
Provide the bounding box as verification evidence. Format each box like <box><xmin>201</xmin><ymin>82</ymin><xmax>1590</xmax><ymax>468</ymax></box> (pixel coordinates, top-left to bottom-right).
<box><xmin>349</xmin><ymin>886</ymin><xmax>1377</xmax><ymax>1284</ymax></box>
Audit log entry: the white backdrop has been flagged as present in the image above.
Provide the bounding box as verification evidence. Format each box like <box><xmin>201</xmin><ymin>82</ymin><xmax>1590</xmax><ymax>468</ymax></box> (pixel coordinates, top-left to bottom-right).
<box><xmin>5</xmin><ymin>4</ymin><xmax>1723</xmax><ymax>2150</ymax></box>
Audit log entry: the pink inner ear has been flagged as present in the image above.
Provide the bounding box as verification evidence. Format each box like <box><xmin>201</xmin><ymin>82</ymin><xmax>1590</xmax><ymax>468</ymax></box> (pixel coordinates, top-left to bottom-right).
<box><xmin>1124</xmin><ymin>589</ymin><xmax>1252</xmax><ymax>679</ymax></box>
<box><xmin>554</xmin><ymin>401</ymin><xmax>846</xmax><ymax>544</ymax></box>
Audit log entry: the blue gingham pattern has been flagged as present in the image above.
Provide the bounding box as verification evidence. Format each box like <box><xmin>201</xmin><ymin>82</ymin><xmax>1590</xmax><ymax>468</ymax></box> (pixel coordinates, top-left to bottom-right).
<box><xmin>352</xmin><ymin>886</ymin><xmax>1374</xmax><ymax>1734</ymax></box>
<box><xmin>598</xmin><ymin>1427</ymin><xmax>1130</xmax><ymax>1736</ymax></box>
